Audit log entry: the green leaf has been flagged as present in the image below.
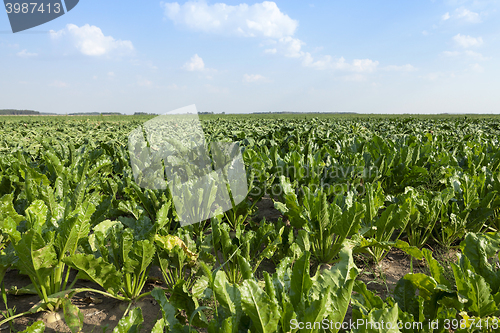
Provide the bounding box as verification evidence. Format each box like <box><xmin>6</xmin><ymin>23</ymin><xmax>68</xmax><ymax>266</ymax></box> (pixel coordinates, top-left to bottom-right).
<box><xmin>300</xmin><ymin>289</ymin><xmax>330</xmax><ymax>333</ymax></box>
<box><xmin>156</xmin><ymin>201</ymin><xmax>172</xmax><ymax>230</ymax></box>
<box><xmin>13</xmin><ymin>229</ymin><xmax>57</xmax><ymax>295</ymax></box>
<box><xmin>130</xmin><ymin>239</ymin><xmax>155</xmax><ymax>277</ymax></box>
<box><xmin>422</xmin><ymin>248</ymin><xmax>451</xmax><ymax>289</ymax></box>
<box><xmin>151</xmin><ymin>318</ymin><xmax>165</xmax><ymax>333</ymax></box>
<box><xmin>19</xmin><ymin>320</ymin><xmax>45</xmax><ymax>333</ymax></box>
<box><xmin>403</xmin><ymin>273</ymin><xmax>437</xmax><ymax>301</ymax></box>
<box><xmin>112</xmin><ymin>307</ymin><xmax>143</xmax><ymax>333</ymax></box>
<box><xmin>460</xmin><ymin>232</ymin><xmax>500</xmax><ymax>293</ymax></box>
<box><xmin>462</xmin><ymin>268</ymin><xmax>497</xmax><ymax>317</ymax></box>
<box><xmin>290</xmin><ymin>252</ymin><xmax>312</xmax><ymax>306</ymax></box>
<box><xmin>237</xmin><ymin>254</ymin><xmax>253</xmax><ymax>280</ymax></box>
<box><xmin>63</xmin><ymin>254</ymin><xmax>122</xmax><ymax>295</ymax></box>
<box><xmin>352</xmin><ymin>281</ymin><xmax>384</xmax><ymax>315</ymax></box>
<box><xmin>56</xmin><ymin>202</ymin><xmax>94</xmax><ymax>260</ymax></box>
<box><xmin>352</xmin><ymin>305</ymin><xmax>400</xmax><ymax>333</ymax></box>
<box><xmin>213</xmin><ymin>270</ymin><xmax>241</xmax><ymax>316</ymax></box>
<box><xmin>62</xmin><ymin>298</ymin><xmax>84</xmax><ymax>333</ymax></box>
<box><xmin>25</xmin><ymin>200</ymin><xmax>49</xmax><ymax>232</ymax></box>
<box><xmin>151</xmin><ymin>288</ymin><xmax>182</xmax><ymax>329</ymax></box>
<box><xmin>394</xmin><ymin>279</ymin><xmax>419</xmax><ymax>320</ymax></box>
<box><xmin>311</xmin><ymin>247</ymin><xmax>359</xmax><ymax>331</ymax></box>
<box><xmin>393</xmin><ymin>240</ymin><xmax>423</xmax><ymax>260</ymax></box>
<box><xmin>0</xmin><ymin>193</ymin><xmax>24</xmax><ymax>225</ymax></box>
<box><xmin>240</xmin><ymin>279</ymin><xmax>280</xmax><ymax>333</ymax></box>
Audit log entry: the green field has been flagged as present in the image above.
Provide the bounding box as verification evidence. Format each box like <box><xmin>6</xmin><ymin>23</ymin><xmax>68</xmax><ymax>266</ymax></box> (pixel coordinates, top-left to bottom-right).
<box><xmin>1</xmin><ymin>114</ymin><xmax>500</xmax><ymax>332</ymax></box>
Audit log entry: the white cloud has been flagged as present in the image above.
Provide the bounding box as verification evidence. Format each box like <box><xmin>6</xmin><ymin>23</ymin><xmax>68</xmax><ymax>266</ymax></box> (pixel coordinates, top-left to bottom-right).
<box><xmin>205</xmin><ymin>84</ymin><xmax>228</xmax><ymax>93</ymax></box>
<box><xmin>162</xmin><ymin>1</ymin><xmax>298</xmax><ymax>39</ymax></box>
<box><xmin>383</xmin><ymin>64</ymin><xmax>417</xmax><ymax>71</ymax></box>
<box><xmin>343</xmin><ymin>74</ymin><xmax>367</xmax><ymax>82</ymax></box>
<box><xmin>243</xmin><ymin>74</ymin><xmax>268</xmax><ymax>82</ymax></box>
<box><xmin>17</xmin><ymin>49</ymin><xmax>38</xmax><ymax>58</ymax></box>
<box><xmin>453</xmin><ymin>33</ymin><xmax>483</xmax><ymax>48</ymax></box>
<box><xmin>0</xmin><ymin>42</ymin><xmax>19</xmax><ymax>49</ymax></box>
<box><xmin>279</xmin><ymin>36</ymin><xmax>304</xmax><ymax>58</ymax></box>
<box><xmin>107</xmin><ymin>71</ymin><xmax>115</xmax><ymax>78</ymax></box>
<box><xmin>302</xmin><ymin>52</ymin><xmax>334</xmax><ymax>70</ymax></box>
<box><xmin>50</xmin><ymin>80</ymin><xmax>69</xmax><ymax>88</ymax></box>
<box><xmin>442</xmin><ymin>8</ymin><xmax>482</xmax><ymax>23</ymax></box>
<box><xmin>302</xmin><ymin>54</ymin><xmax>379</xmax><ymax>72</ymax></box>
<box><xmin>163</xmin><ymin>1</ymin><xmax>378</xmax><ymax>75</ymax></box>
<box><xmin>183</xmin><ymin>54</ymin><xmax>205</xmax><ymax>71</ymax></box>
<box><xmin>137</xmin><ymin>77</ymin><xmax>153</xmax><ymax>87</ymax></box>
<box><xmin>442</xmin><ymin>50</ymin><xmax>461</xmax><ymax>57</ymax></box>
<box><xmin>351</xmin><ymin>59</ymin><xmax>379</xmax><ymax>72</ymax></box>
<box><xmin>50</xmin><ymin>24</ymin><xmax>134</xmax><ymax>56</ymax></box>
<box><xmin>441</xmin><ymin>50</ymin><xmax>491</xmax><ymax>61</ymax></box>
<box><xmin>470</xmin><ymin>63</ymin><xmax>484</xmax><ymax>72</ymax></box>
<box><xmin>465</xmin><ymin>50</ymin><xmax>490</xmax><ymax>60</ymax></box>
<box><xmin>419</xmin><ymin>72</ymin><xmax>442</xmax><ymax>81</ymax></box>
<box><xmin>455</xmin><ymin>8</ymin><xmax>481</xmax><ymax>23</ymax></box>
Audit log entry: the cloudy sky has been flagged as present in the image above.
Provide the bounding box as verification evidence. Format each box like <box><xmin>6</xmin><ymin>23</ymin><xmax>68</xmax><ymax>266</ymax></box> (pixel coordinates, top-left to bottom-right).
<box><xmin>1</xmin><ymin>0</ymin><xmax>499</xmax><ymax>114</ymax></box>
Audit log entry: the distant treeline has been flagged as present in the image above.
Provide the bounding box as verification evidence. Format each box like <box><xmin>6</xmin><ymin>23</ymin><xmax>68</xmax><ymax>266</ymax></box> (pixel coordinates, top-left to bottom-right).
<box><xmin>0</xmin><ymin>110</ymin><xmax>136</xmax><ymax>116</ymax></box>
<box><xmin>68</xmin><ymin>112</ymin><xmax>123</xmax><ymax>116</ymax></box>
<box><xmin>253</xmin><ymin>111</ymin><xmax>358</xmax><ymax>114</ymax></box>
<box><xmin>0</xmin><ymin>109</ymin><xmax>40</xmax><ymax>115</ymax></box>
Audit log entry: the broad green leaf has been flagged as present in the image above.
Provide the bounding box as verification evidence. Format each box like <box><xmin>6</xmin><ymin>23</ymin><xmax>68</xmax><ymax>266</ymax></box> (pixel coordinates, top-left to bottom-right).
<box><xmin>352</xmin><ymin>281</ymin><xmax>384</xmax><ymax>316</ymax></box>
<box><xmin>213</xmin><ymin>270</ymin><xmax>241</xmax><ymax>316</ymax></box>
<box><xmin>25</xmin><ymin>200</ymin><xmax>49</xmax><ymax>232</ymax></box>
<box><xmin>352</xmin><ymin>305</ymin><xmax>400</xmax><ymax>333</ymax></box>
<box><xmin>311</xmin><ymin>247</ymin><xmax>359</xmax><ymax>330</ymax></box>
<box><xmin>130</xmin><ymin>239</ymin><xmax>155</xmax><ymax>277</ymax></box>
<box><xmin>156</xmin><ymin>201</ymin><xmax>172</xmax><ymax>230</ymax></box>
<box><xmin>151</xmin><ymin>288</ymin><xmax>182</xmax><ymax>329</ymax></box>
<box><xmin>13</xmin><ymin>229</ymin><xmax>57</xmax><ymax>292</ymax></box>
<box><xmin>394</xmin><ymin>279</ymin><xmax>418</xmax><ymax>320</ymax></box>
<box><xmin>19</xmin><ymin>320</ymin><xmax>45</xmax><ymax>333</ymax></box>
<box><xmin>0</xmin><ymin>193</ymin><xmax>24</xmax><ymax>225</ymax></box>
<box><xmin>155</xmin><ymin>234</ymin><xmax>198</xmax><ymax>263</ymax></box>
<box><xmin>237</xmin><ymin>254</ymin><xmax>253</xmax><ymax>280</ymax></box>
<box><xmin>63</xmin><ymin>254</ymin><xmax>122</xmax><ymax>295</ymax></box>
<box><xmin>300</xmin><ymin>289</ymin><xmax>330</xmax><ymax>333</ymax></box>
<box><xmin>460</xmin><ymin>232</ymin><xmax>500</xmax><ymax>293</ymax></box>
<box><xmin>56</xmin><ymin>201</ymin><xmax>94</xmax><ymax>260</ymax></box>
<box><xmin>240</xmin><ymin>279</ymin><xmax>280</xmax><ymax>333</ymax></box>
<box><xmin>462</xmin><ymin>269</ymin><xmax>497</xmax><ymax>317</ymax></box>
<box><xmin>403</xmin><ymin>273</ymin><xmax>437</xmax><ymax>301</ymax></box>
<box><xmin>62</xmin><ymin>298</ymin><xmax>84</xmax><ymax>333</ymax></box>
<box><xmin>112</xmin><ymin>307</ymin><xmax>143</xmax><ymax>333</ymax></box>
<box><xmin>422</xmin><ymin>248</ymin><xmax>451</xmax><ymax>289</ymax></box>
<box><xmin>290</xmin><ymin>252</ymin><xmax>312</xmax><ymax>306</ymax></box>
<box><xmin>393</xmin><ymin>240</ymin><xmax>423</xmax><ymax>260</ymax></box>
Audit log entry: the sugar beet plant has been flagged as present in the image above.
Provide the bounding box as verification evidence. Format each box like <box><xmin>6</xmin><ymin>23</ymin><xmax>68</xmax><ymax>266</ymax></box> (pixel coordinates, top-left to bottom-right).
<box><xmin>2</xmin><ymin>116</ymin><xmax>500</xmax><ymax>331</ymax></box>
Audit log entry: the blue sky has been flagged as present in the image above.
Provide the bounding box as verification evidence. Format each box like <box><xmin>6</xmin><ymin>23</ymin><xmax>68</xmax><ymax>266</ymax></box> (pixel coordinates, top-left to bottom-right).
<box><xmin>1</xmin><ymin>0</ymin><xmax>499</xmax><ymax>114</ymax></box>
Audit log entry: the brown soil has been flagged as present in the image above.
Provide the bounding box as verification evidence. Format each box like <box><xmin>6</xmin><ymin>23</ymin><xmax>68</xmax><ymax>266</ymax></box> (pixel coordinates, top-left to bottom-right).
<box><xmin>0</xmin><ymin>267</ymin><xmax>165</xmax><ymax>333</ymax></box>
